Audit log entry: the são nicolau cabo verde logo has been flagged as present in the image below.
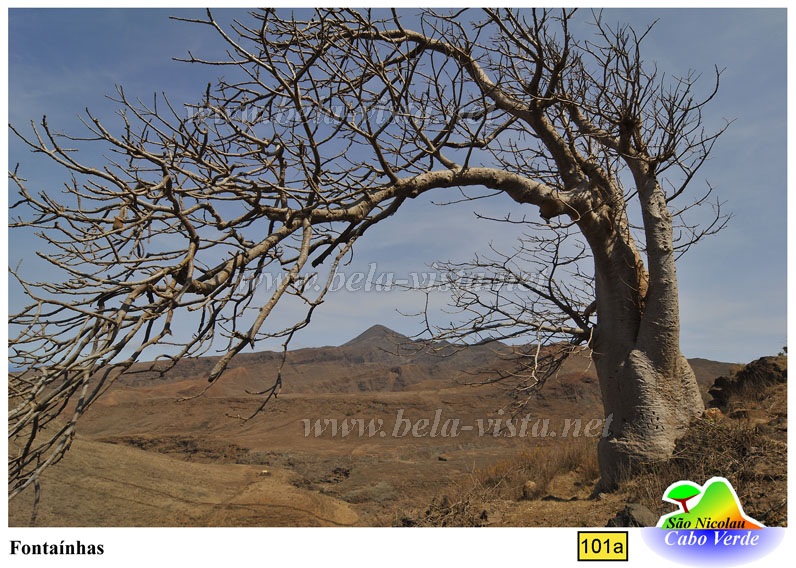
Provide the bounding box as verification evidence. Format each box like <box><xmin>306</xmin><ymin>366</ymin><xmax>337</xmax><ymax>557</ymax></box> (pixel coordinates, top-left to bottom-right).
<box><xmin>642</xmin><ymin>477</ymin><xmax>784</xmax><ymax>566</ymax></box>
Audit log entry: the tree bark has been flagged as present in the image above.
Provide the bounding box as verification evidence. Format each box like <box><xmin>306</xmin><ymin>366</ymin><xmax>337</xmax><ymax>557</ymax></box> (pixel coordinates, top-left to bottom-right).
<box><xmin>594</xmin><ymin>340</ymin><xmax>704</xmax><ymax>489</ymax></box>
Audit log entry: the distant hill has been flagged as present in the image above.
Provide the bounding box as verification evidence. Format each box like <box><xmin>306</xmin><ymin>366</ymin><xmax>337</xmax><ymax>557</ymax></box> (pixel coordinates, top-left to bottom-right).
<box><xmin>342</xmin><ymin>324</ymin><xmax>412</xmax><ymax>349</ymax></box>
<box><xmin>689</xmin><ymin>358</ymin><xmax>737</xmax><ymax>392</ymax></box>
<box><xmin>110</xmin><ymin>324</ymin><xmax>734</xmax><ymax>404</ymax></box>
<box><xmin>113</xmin><ymin>324</ymin><xmax>510</xmax><ymax>394</ymax></box>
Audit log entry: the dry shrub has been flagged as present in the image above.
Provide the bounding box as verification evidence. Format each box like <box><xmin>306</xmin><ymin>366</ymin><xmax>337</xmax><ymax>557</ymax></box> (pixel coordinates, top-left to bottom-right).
<box><xmin>622</xmin><ymin>417</ymin><xmax>787</xmax><ymax>527</ymax></box>
<box><xmin>413</xmin><ymin>492</ymin><xmax>491</xmax><ymax>527</ymax></box>
<box><xmin>402</xmin><ymin>436</ymin><xmax>600</xmax><ymax>526</ymax></box>
<box><xmin>473</xmin><ymin>436</ymin><xmax>600</xmax><ymax>500</ymax></box>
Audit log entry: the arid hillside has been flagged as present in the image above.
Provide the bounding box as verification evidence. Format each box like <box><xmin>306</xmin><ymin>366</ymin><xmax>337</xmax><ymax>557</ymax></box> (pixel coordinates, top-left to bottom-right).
<box><xmin>11</xmin><ymin>325</ymin><xmax>770</xmax><ymax>528</ymax></box>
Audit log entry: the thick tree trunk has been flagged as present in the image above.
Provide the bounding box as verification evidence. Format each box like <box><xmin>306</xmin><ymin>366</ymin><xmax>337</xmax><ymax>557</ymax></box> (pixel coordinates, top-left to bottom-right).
<box><xmin>593</xmin><ymin>338</ymin><xmax>704</xmax><ymax>490</ymax></box>
<box><xmin>581</xmin><ymin>172</ymin><xmax>705</xmax><ymax>490</ymax></box>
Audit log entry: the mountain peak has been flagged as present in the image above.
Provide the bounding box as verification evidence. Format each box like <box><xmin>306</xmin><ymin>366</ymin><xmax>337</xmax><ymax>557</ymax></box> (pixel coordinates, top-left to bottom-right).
<box><xmin>342</xmin><ymin>325</ymin><xmax>410</xmax><ymax>347</ymax></box>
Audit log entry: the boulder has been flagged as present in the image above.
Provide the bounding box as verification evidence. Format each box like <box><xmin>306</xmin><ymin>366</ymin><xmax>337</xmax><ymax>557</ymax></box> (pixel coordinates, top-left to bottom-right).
<box><xmin>606</xmin><ymin>503</ymin><xmax>658</xmax><ymax>527</ymax></box>
<box><xmin>708</xmin><ymin>356</ymin><xmax>787</xmax><ymax>409</ymax></box>
<box><xmin>520</xmin><ymin>480</ymin><xmax>538</xmax><ymax>500</ymax></box>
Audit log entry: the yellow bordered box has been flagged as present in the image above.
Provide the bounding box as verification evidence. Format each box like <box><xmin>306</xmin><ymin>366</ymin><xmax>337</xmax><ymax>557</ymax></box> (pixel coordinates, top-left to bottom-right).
<box><xmin>577</xmin><ymin>531</ymin><xmax>628</xmax><ymax>561</ymax></box>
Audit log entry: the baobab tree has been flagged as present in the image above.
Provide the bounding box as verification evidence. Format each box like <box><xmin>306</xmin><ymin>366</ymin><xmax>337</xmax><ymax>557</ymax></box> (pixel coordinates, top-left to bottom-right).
<box><xmin>9</xmin><ymin>8</ymin><xmax>728</xmax><ymax>498</ymax></box>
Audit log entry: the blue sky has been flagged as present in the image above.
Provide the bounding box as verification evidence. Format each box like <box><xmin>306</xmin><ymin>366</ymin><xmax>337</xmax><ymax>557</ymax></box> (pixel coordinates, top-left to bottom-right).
<box><xmin>6</xmin><ymin>8</ymin><xmax>788</xmax><ymax>364</ymax></box>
